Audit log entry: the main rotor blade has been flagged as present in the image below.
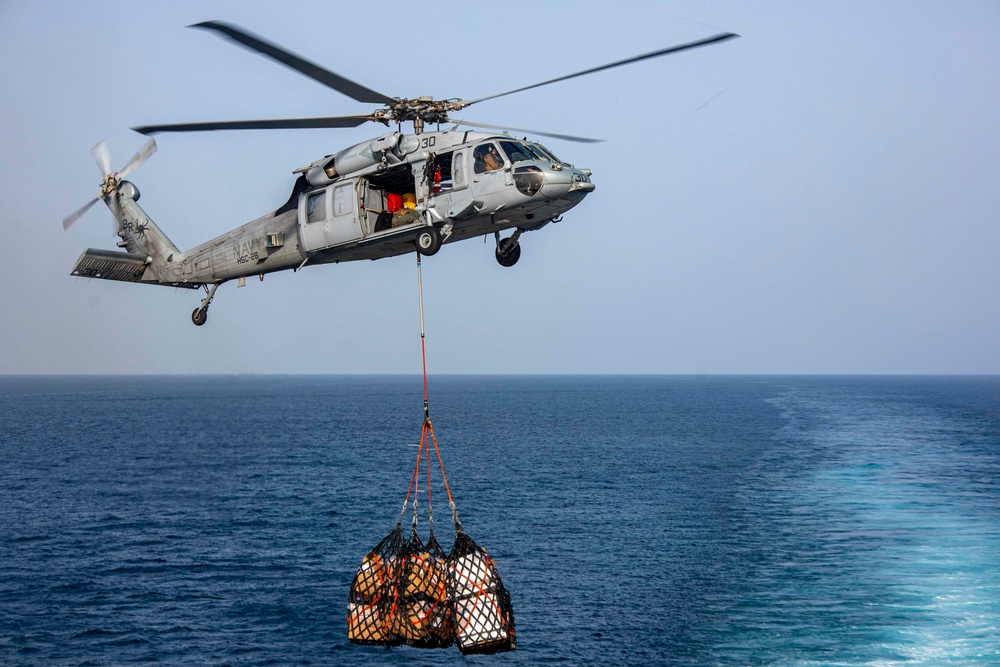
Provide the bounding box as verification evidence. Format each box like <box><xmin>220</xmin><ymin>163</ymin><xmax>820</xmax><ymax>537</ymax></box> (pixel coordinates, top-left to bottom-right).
<box><xmin>191</xmin><ymin>21</ymin><xmax>394</xmax><ymax>105</ymax></box>
<box><xmin>132</xmin><ymin>115</ymin><xmax>375</xmax><ymax>135</ymax></box>
<box><xmin>91</xmin><ymin>140</ymin><xmax>110</xmax><ymax>177</ymax></box>
<box><xmin>63</xmin><ymin>196</ymin><xmax>99</xmax><ymax>230</ymax></box>
<box><xmin>450</xmin><ymin>119</ymin><xmax>603</xmax><ymax>144</ymax></box>
<box><xmin>464</xmin><ymin>32</ymin><xmax>739</xmax><ymax>107</ymax></box>
<box><xmin>118</xmin><ymin>138</ymin><xmax>157</xmax><ymax>179</ymax></box>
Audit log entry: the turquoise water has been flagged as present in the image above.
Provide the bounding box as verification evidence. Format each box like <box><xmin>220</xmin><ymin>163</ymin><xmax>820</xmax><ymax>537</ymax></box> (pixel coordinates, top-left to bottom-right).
<box><xmin>1</xmin><ymin>375</ymin><xmax>998</xmax><ymax>665</ymax></box>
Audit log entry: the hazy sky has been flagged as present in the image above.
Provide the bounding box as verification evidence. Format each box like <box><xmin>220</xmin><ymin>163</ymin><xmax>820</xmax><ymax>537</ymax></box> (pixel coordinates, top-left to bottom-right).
<box><xmin>2</xmin><ymin>1</ymin><xmax>998</xmax><ymax>374</ymax></box>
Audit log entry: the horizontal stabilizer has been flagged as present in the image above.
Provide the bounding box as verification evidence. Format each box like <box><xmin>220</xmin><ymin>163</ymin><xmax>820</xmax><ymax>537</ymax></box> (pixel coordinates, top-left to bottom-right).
<box><xmin>70</xmin><ymin>249</ymin><xmax>202</xmax><ymax>289</ymax></box>
<box><xmin>71</xmin><ymin>248</ymin><xmax>150</xmax><ymax>283</ymax></box>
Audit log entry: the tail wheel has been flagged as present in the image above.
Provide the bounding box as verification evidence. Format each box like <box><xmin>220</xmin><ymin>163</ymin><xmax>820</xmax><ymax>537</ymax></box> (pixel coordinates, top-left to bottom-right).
<box><xmin>495</xmin><ymin>237</ymin><xmax>521</xmax><ymax>267</ymax></box>
<box><xmin>414</xmin><ymin>226</ymin><xmax>441</xmax><ymax>256</ymax></box>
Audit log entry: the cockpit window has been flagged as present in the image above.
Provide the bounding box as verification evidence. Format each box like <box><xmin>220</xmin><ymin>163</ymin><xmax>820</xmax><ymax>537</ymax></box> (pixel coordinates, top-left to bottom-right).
<box><xmin>525</xmin><ymin>144</ymin><xmax>549</xmax><ymax>161</ymax></box>
<box><xmin>498</xmin><ymin>140</ymin><xmax>535</xmax><ymax>165</ymax></box>
<box><xmin>474</xmin><ymin>143</ymin><xmax>504</xmax><ymax>174</ymax></box>
<box><xmin>530</xmin><ymin>143</ymin><xmax>561</xmax><ymax>163</ymax></box>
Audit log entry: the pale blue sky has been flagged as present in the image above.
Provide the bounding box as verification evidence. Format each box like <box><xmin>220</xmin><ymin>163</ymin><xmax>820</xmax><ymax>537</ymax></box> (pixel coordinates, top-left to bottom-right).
<box><xmin>2</xmin><ymin>1</ymin><xmax>998</xmax><ymax>374</ymax></box>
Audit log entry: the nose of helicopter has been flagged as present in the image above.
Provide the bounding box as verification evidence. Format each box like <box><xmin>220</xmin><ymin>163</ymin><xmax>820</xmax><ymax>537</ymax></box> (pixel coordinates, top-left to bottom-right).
<box><xmin>539</xmin><ymin>167</ymin><xmax>595</xmax><ymax>201</ymax></box>
<box><xmin>567</xmin><ymin>168</ymin><xmax>595</xmax><ymax>196</ymax></box>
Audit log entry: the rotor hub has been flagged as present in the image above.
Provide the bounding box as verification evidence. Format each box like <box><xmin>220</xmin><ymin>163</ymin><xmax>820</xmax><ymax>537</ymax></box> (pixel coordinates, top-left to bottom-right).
<box><xmin>380</xmin><ymin>98</ymin><xmax>466</xmax><ymax>125</ymax></box>
<box><xmin>101</xmin><ymin>173</ymin><xmax>120</xmax><ymax>198</ymax></box>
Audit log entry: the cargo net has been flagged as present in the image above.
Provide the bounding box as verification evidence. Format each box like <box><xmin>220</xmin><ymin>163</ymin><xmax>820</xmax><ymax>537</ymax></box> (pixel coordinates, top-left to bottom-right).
<box><xmin>347</xmin><ymin>419</ymin><xmax>515</xmax><ymax>654</ymax></box>
<box><xmin>347</xmin><ymin>525</ymin><xmax>404</xmax><ymax>647</ymax></box>
<box><xmin>448</xmin><ymin>530</ymin><xmax>516</xmax><ymax>654</ymax></box>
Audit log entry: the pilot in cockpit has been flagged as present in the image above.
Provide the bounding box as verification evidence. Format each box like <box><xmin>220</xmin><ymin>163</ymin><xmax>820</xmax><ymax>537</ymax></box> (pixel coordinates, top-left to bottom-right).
<box><xmin>474</xmin><ymin>144</ymin><xmax>504</xmax><ymax>173</ymax></box>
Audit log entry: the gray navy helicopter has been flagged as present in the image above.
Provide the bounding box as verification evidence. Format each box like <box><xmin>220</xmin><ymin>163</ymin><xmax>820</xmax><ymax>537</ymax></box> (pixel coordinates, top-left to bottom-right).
<box><xmin>64</xmin><ymin>21</ymin><xmax>737</xmax><ymax>326</ymax></box>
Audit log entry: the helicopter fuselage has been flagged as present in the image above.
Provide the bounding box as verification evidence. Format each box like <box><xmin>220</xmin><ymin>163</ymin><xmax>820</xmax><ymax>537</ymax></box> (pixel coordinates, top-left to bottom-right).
<box><xmin>74</xmin><ymin>130</ymin><xmax>594</xmax><ymax>305</ymax></box>
<box><xmin>207</xmin><ymin>129</ymin><xmax>593</xmax><ymax>276</ymax></box>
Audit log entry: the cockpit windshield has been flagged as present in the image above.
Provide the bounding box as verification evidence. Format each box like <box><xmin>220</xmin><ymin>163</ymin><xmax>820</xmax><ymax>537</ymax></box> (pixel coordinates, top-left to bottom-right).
<box><xmin>498</xmin><ymin>140</ymin><xmax>536</xmax><ymax>165</ymax></box>
<box><xmin>529</xmin><ymin>143</ymin><xmax>561</xmax><ymax>163</ymax></box>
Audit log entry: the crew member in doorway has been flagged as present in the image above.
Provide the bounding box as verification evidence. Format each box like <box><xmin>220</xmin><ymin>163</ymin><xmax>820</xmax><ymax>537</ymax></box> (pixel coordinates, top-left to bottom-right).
<box><xmin>393</xmin><ymin>193</ymin><xmax>420</xmax><ymax>228</ymax></box>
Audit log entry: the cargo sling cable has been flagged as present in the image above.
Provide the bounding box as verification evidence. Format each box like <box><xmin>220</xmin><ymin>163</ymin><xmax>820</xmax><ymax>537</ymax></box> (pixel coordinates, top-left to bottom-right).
<box><xmin>344</xmin><ymin>253</ymin><xmax>515</xmax><ymax>654</ymax></box>
<box><xmin>404</xmin><ymin>252</ymin><xmax>515</xmax><ymax>653</ymax></box>
<box><xmin>412</xmin><ymin>251</ymin><xmax>461</xmax><ymax>535</ymax></box>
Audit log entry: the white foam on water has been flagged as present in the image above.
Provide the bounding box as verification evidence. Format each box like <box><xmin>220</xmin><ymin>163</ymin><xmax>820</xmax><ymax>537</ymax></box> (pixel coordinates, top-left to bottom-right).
<box><xmin>748</xmin><ymin>382</ymin><xmax>1000</xmax><ymax>666</ymax></box>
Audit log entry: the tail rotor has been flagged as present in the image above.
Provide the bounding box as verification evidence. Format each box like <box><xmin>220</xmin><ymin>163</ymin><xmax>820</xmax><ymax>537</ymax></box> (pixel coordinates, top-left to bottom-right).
<box><xmin>63</xmin><ymin>138</ymin><xmax>157</xmax><ymax>231</ymax></box>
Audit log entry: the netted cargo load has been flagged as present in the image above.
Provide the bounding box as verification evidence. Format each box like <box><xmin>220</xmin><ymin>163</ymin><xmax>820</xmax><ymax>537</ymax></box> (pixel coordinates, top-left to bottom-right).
<box><xmin>346</xmin><ymin>525</ymin><xmax>403</xmax><ymax>646</ymax></box>
<box><xmin>346</xmin><ymin>418</ymin><xmax>516</xmax><ymax>654</ymax></box>
<box><xmin>385</xmin><ymin>530</ymin><xmax>453</xmax><ymax>648</ymax></box>
<box><xmin>448</xmin><ymin>530</ymin><xmax>516</xmax><ymax>655</ymax></box>
<box><xmin>347</xmin><ymin>527</ymin><xmax>454</xmax><ymax>648</ymax></box>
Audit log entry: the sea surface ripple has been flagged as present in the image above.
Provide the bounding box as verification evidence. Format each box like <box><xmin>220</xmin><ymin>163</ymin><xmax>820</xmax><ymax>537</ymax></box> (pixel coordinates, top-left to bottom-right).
<box><xmin>1</xmin><ymin>375</ymin><xmax>998</xmax><ymax>665</ymax></box>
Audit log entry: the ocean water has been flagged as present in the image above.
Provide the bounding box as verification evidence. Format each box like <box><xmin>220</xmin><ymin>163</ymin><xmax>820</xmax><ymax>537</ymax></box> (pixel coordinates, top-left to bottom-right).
<box><xmin>1</xmin><ymin>375</ymin><xmax>998</xmax><ymax>666</ymax></box>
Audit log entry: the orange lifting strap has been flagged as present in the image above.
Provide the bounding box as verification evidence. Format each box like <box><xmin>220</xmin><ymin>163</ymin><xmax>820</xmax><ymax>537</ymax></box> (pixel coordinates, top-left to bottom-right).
<box><xmin>397</xmin><ymin>253</ymin><xmax>460</xmax><ymax>533</ymax></box>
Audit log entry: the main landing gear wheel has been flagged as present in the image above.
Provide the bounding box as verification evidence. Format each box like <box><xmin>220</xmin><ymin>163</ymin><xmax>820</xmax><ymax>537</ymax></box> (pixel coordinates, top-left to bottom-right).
<box><xmin>191</xmin><ymin>282</ymin><xmax>220</xmax><ymax>326</ymax></box>
<box><xmin>414</xmin><ymin>226</ymin><xmax>441</xmax><ymax>256</ymax></box>
<box><xmin>495</xmin><ymin>237</ymin><xmax>521</xmax><ymax>267</ymax></box>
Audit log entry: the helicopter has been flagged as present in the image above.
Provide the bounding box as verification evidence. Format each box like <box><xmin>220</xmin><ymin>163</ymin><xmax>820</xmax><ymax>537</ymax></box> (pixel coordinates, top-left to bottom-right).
<box><xmin>64</xmin><ymin>21</ymin><xmax>737</xmax><ymax>326</ymax></box>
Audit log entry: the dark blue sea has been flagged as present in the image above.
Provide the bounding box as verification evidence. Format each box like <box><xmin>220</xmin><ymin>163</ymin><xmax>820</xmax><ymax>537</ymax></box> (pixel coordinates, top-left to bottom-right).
<box><xmin>1</xmin><ymin>375</ymin><xmax>998</xmax><ymax>665</ymax></box>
